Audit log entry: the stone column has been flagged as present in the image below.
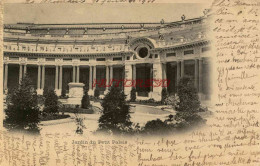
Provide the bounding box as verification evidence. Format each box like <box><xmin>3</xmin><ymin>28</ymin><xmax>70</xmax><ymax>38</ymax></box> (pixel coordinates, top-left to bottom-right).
<box><xmin>37</xmin><ymin>65</ymin><xmax>41</xmax><ymax>90</ymax></box>
<box><xmin>59</xmin><ymin>66</ymin><xmax>63</xmax><ymax>92</ymax></box>
<box><xmin>105</xmin><ymin>65</ymin><xmax>109</xmax><ymax>92</ymax></box>
<box><xmin>151</xmin><ymin>63</ymin><xmax>163</xmax><ymax>101</ymax></box>
<box><xmin>194</xmin><ymin>59</ymin><xmax>199</xmax><ymax>90</ymax></box>
<box><xmin>73</xmin><ymin>66</ymin><xmax>76</xmax><ymax>82</ymax></box>
<box><xmin>150</xmin><ymin>64</ymin><xmax>153</xmax><ymax>93</ymax></box>
<box><xmin>23</xmin><ymin>64</ymin><xmax>27</xmax><ymax>77</ymax></box>
<box><xmin>76</xmin><ymin>66</ymin><xmax>80</xmax><ymax>83</ymax></box>
<box><xmin>93</xmin><ymin>65</ymin><xmax>96</xmax><ymax>90</ymax></box>
<box><xmin>199</xmin><ymin>59</ymin><xmax>203</xmax><ymax>93</ymax></box>
<box><xmin>176</xmin><ymin>61</ymin><xmax>180</xmax><ymax>87</ymax></box>
<box><xmin>19</xmin><ymin>64</ymin><xmax>23</xmax><ymax>83</ymax></box>
<box><xmin>41</xmin><ymin>65</ymin><xmax>45</xmax><ymax>90</ymax></box>
<box><xmin>109</xmin><ymin>65</ymin><xmax>113</xmax><ymax>81</ymax></box>
<box><xmin>132</xmin><ymin>64</ymin><xmax>136</xmax><ymax>81</ymax></box>
<box><xmin>181</xmin><ymin>60</ymin><xmax>185</xmax><ymax>77</ymax></box>
<box><xmin>4</xmin><ymin>64</ymin><xmax>8</xmax><ymax>91</ymax></box>
<box><xmin>124</xmin><ymin>64</ymin><xmax>133</xmax><ymax>99</ymax></box>
<box><xmin>89</xmin><ymin>66</ymin><xmax>93</xmax><ymax>91</ymax></box>
<box><xmin>55</xmin><ymin>66</ymin><xmax>59</xmax><ymax>90</ymax></box>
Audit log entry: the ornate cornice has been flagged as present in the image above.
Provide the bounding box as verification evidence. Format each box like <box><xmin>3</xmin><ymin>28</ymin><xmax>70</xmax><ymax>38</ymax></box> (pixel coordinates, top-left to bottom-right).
<box><xmin>150</xmin><ymin>40</ymin><xmax>210</xmax><ymax>54</ymax></box>
<box><xmin>4</xmin><ymin>51</ymin><xmax>133</xmax><ymax>58</ymax></box>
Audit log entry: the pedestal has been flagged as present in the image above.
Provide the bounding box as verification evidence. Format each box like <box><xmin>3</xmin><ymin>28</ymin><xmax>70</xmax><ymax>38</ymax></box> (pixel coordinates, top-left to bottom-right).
<box><xmin>37</xmin><ymin>89</ymin><xmax>43</xmax><ymax>95</ymax></box>
<box><xmin>55</xmin><ymin>89</ymin><xmax>62</xmax><ymax>96</ymax></box>
<box><xmin>150</xmin><ymin>92</ymin><xmax>161</xmax><ymax>101</ymax></box>
<box><xmin>67</xmin><ymin>82</ymin><xmax>85</xmax><ymax>105</ymax></box>
<box><xmin>88</xmin><ymin>89</ymin><xmax>94</xmax><ymax>96</ymax></box>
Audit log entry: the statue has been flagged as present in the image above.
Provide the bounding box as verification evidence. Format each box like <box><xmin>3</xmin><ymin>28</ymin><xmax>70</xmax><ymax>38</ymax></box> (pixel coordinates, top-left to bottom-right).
<box><xmin>181</xmin><ymin>14</ymin><xmax>186</xmax><ymax>21</ymax></box>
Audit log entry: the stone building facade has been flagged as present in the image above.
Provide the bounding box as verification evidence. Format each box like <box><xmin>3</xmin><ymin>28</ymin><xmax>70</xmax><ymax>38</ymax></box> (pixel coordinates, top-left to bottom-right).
<box><xmin>3</xmin><ymin>15</ymin><xmax>212</xmax><ymax>101</ymax></box>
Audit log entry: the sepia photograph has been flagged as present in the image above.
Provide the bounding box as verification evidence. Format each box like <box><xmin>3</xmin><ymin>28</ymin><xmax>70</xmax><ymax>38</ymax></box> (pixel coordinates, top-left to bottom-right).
<box><xmin>1</xmin><ymin>0</ymin><xmax>260</xmax><ymax>165</ymax></box>
<box><xmin>2</xmin><ymin>3</ymin><xmax>213</xmax><ymax>136</ymax></box>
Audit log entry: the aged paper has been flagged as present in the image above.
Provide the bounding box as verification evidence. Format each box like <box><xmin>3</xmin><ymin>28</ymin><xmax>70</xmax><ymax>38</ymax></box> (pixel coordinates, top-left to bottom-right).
<box><xmin>0</xmin><ymin>0</ymin><xmax>260</xmax><ymax>165</ymax></box>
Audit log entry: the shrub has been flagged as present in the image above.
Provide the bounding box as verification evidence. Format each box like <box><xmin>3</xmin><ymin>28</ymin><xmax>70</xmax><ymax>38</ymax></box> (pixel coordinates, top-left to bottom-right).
<box><xmin>98</xmin><ymin>86</ymin><xmax>132</xmax><ymax>134</ymax></box>
<box><xmin>81</xmin><ymin>90</ymin><xmax>90</xmax><ymax>109</ymax></box>
<box><xmin>94</xmin><ymin>88</ymin><xmax>100</xmax><ymax>99</ymax></box>
<box><xmin>130</xmin><ymin>88</ymin><xmax>136</xmax><ymax>102</ymax></box>
<box><xmin>75</xmin><ymin>113</ymin><xmax>86</xmax><ymax>135</ymax></box>
<box><xmin>43</xmin><ymin>88</ymin><xmax>59</xmax><ymax>114</ymax></box>
<box><xmin>174</xmin><ymin>112</ymin><xmax>206</xmax><ymax>130</ymax></box>
<box><xmin>61</xmin><ymin>88</ymin><xmax>66</xmax><ymax>97</ymax></box>
<box><xmin>165</xmin><ymin>94</ymin><xmax>179</xmax><ymax>109</ymax></box>
<box><xmin>143</xmin><ymin>119</ymin><xmax>170</xmax><ymax>135</ymax></box>
<box><xmin>161</xmin><ymin>88</ymin><xmax>168</xmax><ymax>104</ymax></box>
<box><xmin>176</xmin><ymin>77</ymin><xmax>200</xmax><ymax>113</ymax></box>
<box><xmin>4</xmin><ymin>74</ymin><xmax>40</xmax><ymax>133</ymax></box>
<box><xmin>37</xmin><ymin>95</ymin><xmax>45</xmax><ymax>106</ymax></box>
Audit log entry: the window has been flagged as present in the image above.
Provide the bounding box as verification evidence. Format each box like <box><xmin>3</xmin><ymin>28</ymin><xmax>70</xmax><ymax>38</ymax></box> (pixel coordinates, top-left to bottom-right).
<box><xmin>80</xmin><ymin>58</ymin><xmax>89</xmax><ymax>61</ymax></box>
<box><xmin>202</xmin><ymin>47</ymin><xmax>210</xmax><ymax>52</ymax></box>
<box><xmin>96</xmin><ymin>58</ymin><xmax>105</xmax><ymax>61</ymax></box>
<box><xmin>126</xmin><ymin>56</ymin><xmax>130</xmax><ymax>60</ymax></box>
<box><xmin>113</xmin><ymin>57</ymin><xmax>122</xmax><ymax>61</ymax></box>
<box><xmin>46</xmin><ymin>58</ymin><xmax>55</xmax><ymax>61</ymax></box>
<box><xmin>28</xmin><ymin>57</ymin><xmax>38</xmax><ymax>61</ymax></box>
<box><xmin>63</xmin><ymin>58</ymin><xmax>72</xmax><ymax>62</ymax></box>
<box><xmin>138</xmin><ymin>47</ymin><xmax>149</xmax><ymax>58</ymax></box>
<box><xmin>166</xmin><ymin>53</ymin><xmax>176</xmax><ymax>57</ymax></box>
<box><xmin>9</xmin><ymin>57</ymin><xmax>19</xmax><ymax>61</ymax></box>
<box><xmin>184</xmin><ymin>50</ymin><xmax>194</xmax><ymax>55</ymax></box>
<box><xmin>154</xmin><ymin>54</ymin><xmax>158</xmax><ymax>58</ymax></box>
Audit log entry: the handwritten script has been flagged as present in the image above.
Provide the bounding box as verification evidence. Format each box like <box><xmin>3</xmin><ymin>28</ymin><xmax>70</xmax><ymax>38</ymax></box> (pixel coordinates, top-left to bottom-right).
<box><xmin>0</xmin><ymin>0</ymin><xmax>260</xmax><ymax>165</ymax></box>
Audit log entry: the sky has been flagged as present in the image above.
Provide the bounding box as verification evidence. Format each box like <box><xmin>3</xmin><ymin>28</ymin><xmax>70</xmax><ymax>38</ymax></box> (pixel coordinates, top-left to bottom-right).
<box><xmin>4</xmin><ymin>3</ymin><xmax>211</xmax><ymax>24</ymax></box>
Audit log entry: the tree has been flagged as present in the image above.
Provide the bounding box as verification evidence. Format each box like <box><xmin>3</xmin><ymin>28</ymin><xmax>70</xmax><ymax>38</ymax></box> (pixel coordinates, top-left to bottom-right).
<box><xmin>130</xmin><ymin>88</ymin><xmax>136</xmax><ymax>102</ymax></box>
<box><xmin>174</xmin><ymin>77</ymin><xmax>205</xmax><ymax>130</ymax></box>
<box><xmin>143</xmin><ymin>119</ymin><xmax>170</xmax><ymax>135</ymax></box>
<box><xmin>43</xmin><ymin>88</ymin><xmax>59</xmax><ymax>114</ymax></box>
<box><xmin>4</xmin><ymin>74</ymin><xmax>40</xmax><ymax>133</ymax></box>
<box><xmin>161</xmin><ymin>87</ymin><xmax>168</xmax><ymax>104</ymax></box>
<box><xmin>98</xmin><ymin>86</ymin><xmax>132</xmax><ymax>133</ymax></box>
<box><xmin>176</xmin><ymin>77</ymin><xmax>200</xmax><ymax>113</ymax></box>
<box><xmin>94</xmin><ymin>88</ymin><xmax>100</xmax><ymax>98</ymax></box>
<box><xmin>81</xmin><ymin>90</ymin><xmax>90</xmax><ymax>109</ymax></box>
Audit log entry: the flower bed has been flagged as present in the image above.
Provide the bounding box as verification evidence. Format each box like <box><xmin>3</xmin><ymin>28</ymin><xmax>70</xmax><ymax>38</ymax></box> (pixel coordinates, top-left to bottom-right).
<box><xmin>39</xmin><ymin>114</ymin><xmax>70</xmax><ymax>121</ymax></box>
<box><xmin>129</xmin><ymin>99</ymin><xmax>163</xmax><ymax>106</ymax></box>
<box><xmin>60</xmin><ymin>105</ymin><xmax>95</xmax><ymax>114</ymax></box>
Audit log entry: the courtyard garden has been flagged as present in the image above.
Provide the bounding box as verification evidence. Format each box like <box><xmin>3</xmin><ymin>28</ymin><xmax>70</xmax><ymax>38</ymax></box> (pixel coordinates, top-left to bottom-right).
<box><xmin>3</xmin><ymin>75</ymin><xmax>212</xmax><ymax>136</ymax></box>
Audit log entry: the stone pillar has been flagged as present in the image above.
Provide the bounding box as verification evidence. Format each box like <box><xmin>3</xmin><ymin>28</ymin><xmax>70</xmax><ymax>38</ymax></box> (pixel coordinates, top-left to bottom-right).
<box><xmin>23</xmin><ymin>64</ymin><xmax>27</xmax><ymax>77</ymax></box>
<box><xmin>105</xmin><ymin>65</ymin><xmax>109</xmax><ymax>92</ymax></box>
<box><xmin>55</xmin><ymin>65</ymin><xmax>62</xmax><ymax>96</ymax></box>
<box><xmin>176</xmin><ymin>61</ymin><xmax>180</xmax><ymax>87</ymax></box>
<box><xmin>181</xmin><ymin>60</ymin><xmax>185</xmax><ymax>77</ymax></box>
<box><xmin>132</xmin><ymin>64</ymin><xmax>136</xmax><ymax>81</ymax></box>
<box><xmin>89</xmin><ymin>66</ymin><xmax>93</xmax><ymax>91</ymax></box>
<box><xmin>41</xmin><ymin>65</ymin><xmax>45</xmax><ymax>90</ymax></box>
<box><xmin>109</xmin><ymin>65</ymin><xmax>113</xmax><ymax>82</ymax></box>
<box><xmin>4</xmin><ymin>64</ymin><xmax>8</xmax><ymax>91</ymax></box>
<box><xmin>73</xmin><ymin>66</ymin><xmax>76</xmax><ymax>82</ymax></box>
<box><xmin>124</xmin><ymin>64</ymin><xmax>133</xmax><ymax>100</ymax></box>
<box><xmin>59</xmin><ymin>66</ymin><xmax>63</xmax><ymax>94</ymax></box>
<box><xmin>55</xmin><ymin>66</ymin><xmax>59</xmax><ymax>90</ymax></box>
<box><xmin>76</xmin><ymin>66</ymin><xmax>80</xmax><ymax>83</ymax></box>
<box><xmin>151</xmin><ymin>63</ymin><xmax>163</xmax><ymax>101</ymax></box>
<box><xmin>19</xmin><ymin>64</ymin><xmax>23</xmax><ymax>84</ymax></box>
<box><xmin>37</xmin><ymin>65</ymin><xmax>42</xmax><ymax>95</ymax></box>
<box><xmin>199</xmin><ymin>59</ymin><xmax>203</xmax><ymax>93</ymax></box>
<box><xmin>195</xmin><ymin>59</ymin><xmax>199</xmax><ymax>90</ymax></box>
<box><xmin>150</xmin><ymin>64</ymin><xmax>153</xmax><ymax>93</ymax></box>
<box><xmin>93</xmin><ymin>65</ymin><xmax>96</xmax><ymax>91</ymax></box>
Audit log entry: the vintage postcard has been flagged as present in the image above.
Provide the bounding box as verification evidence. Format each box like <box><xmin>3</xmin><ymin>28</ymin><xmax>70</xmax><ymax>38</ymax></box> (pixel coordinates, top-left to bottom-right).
<box><xmin>0</xmin><ymin>0</ymin><xmax>259</xmax><ymax>165</ymax></box>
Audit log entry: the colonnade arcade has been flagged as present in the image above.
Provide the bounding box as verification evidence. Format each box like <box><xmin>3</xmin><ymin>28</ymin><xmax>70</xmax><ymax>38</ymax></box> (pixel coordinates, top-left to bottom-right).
<box><xmin>3</xmin><ymin>55</ymin><xmax>211</xmax><ymax>101</ymax></box>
